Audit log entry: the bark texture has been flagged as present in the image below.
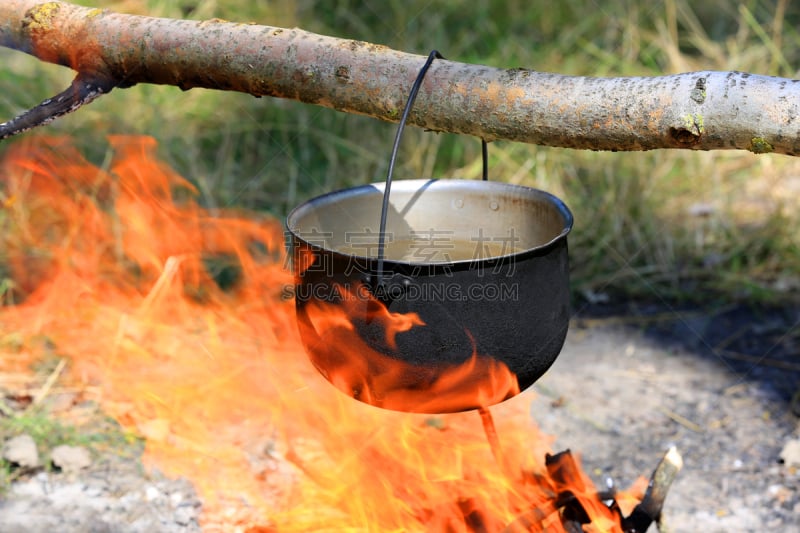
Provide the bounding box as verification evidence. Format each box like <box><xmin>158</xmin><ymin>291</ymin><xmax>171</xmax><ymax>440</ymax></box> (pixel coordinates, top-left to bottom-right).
<box><xmin>2</xmin><ymin>0</ymin><xmax>800</xmax><ymax>154</ymax></box>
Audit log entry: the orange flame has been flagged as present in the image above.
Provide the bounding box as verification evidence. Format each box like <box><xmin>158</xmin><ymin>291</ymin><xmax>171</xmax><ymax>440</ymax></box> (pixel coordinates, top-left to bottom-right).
<box><xmin>0</xmin><ymin>136</ymin><xmax>643</xmax><ymax>531</ymax></box>
<box><xmin>298</xmin><ymin>282</ymin><xmax>520</xmax><ymax>413</ymax></box>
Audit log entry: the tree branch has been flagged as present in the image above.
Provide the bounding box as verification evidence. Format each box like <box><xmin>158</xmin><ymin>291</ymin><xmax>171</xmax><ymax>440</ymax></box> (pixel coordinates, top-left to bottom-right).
<box><xmin>2</xmin><ymin>1</ymin><xmax>800</xmax><ymax>155</ymax></box>
<box><xmin>0</xmin><ymin>74</ymin><xmax>115</xmax><ymax>140</ymax></box>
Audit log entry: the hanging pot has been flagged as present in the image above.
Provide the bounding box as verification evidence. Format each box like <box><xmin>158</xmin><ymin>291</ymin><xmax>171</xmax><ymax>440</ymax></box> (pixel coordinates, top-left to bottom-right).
<box><xmin>286</xmin><ymin>178</ymin><xmax>572</xmax><ymax>413</ymax></box>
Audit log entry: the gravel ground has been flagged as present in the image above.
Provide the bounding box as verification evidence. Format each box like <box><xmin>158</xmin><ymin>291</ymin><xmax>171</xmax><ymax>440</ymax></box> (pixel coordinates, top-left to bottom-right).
<box><xmin>0</xmin><ymin>312</ymin><xmax>797</xmax><ymax>532</ymax></box>
<box><xmin>0</xmin><ymin>456</ymin><xmax>202</xmax><ymax>533</ymax></box>
<box><xmin>529</xmin><ymin>320</ymin><xmax>799</xmax><ymax>533</ymax></box>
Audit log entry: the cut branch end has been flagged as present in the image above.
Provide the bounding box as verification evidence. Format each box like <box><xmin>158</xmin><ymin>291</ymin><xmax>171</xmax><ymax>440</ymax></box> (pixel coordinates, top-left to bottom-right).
<box><xmin>0</xmin><ymin>74</ymin><xmax>115</xmax><ymax>140</ymax></box>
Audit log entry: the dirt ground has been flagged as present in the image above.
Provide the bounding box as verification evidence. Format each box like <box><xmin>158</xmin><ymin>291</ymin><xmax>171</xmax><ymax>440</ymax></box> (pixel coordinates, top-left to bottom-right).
<box><xmin>530</xmin><ymin>305</ymin><xmax>800</xmax><ymax>533</ymax></box>
<box><xmin>0</xmin><ymin>303</ymin><xmax>798</xmax><ymax>532</ymax></box>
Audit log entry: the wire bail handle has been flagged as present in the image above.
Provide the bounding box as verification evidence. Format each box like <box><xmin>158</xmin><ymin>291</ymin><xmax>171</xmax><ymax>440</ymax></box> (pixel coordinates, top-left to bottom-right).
<box><xmin>374</xmin><ymin>50</ymin><xmax>490</xmax><ymax>289</ymax></box>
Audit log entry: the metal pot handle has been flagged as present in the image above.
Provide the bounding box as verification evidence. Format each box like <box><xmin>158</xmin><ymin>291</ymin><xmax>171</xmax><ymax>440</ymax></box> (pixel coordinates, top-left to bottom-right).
<box><xmin>374</xmin><ymin>50</ymin><xmax>490</xmax><ymax>290</ymax></box>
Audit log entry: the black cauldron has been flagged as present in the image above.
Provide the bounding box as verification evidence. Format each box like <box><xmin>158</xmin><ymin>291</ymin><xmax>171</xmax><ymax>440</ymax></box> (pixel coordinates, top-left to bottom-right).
<box><xmin>286</xmin><ymin>178</ymin><xmax>572</xmax><ymax>414</ymax></box>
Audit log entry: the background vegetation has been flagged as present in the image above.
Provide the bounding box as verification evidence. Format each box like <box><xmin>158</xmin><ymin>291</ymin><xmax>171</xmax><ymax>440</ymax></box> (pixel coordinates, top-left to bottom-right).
<box><xmin>1</xmin><ymin>0</ymin><xmax>799</xmax><ymax>307</ymax></box>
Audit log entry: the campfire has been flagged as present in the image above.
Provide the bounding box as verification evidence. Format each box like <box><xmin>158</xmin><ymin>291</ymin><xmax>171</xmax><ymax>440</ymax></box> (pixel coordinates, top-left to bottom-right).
<box><xmin>0</xmin><ymin>136</ymin><xmax>678</xmax><ymax>532</ymax></box>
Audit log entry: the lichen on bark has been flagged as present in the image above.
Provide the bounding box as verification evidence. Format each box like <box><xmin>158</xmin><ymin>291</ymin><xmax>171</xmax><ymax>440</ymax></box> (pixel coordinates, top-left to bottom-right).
<box><xmin>23</xmin><ymin>1</ymin><xmax>61</xmax><ymax>32</ymax></box>
<box><xmin>749</xmin><ymin>137</ymin><xmax>774</xmax><ymax>154</ymax></box>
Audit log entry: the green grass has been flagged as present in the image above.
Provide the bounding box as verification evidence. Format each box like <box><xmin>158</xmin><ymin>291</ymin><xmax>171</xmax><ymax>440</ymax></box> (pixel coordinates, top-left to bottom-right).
<box><xmin>3</xmin><ymin>409</ymin><xmax>98</xmax><ymax>451</ymax></box>
<box><xmin>0</xmin><ymin>406</ymin><xmax>143</xmax><ymax>493</ymax></box>
<box><xmin>1</xmin><ymin>0</ymin><xmax>799</xmax><ymax>305</ymax></box>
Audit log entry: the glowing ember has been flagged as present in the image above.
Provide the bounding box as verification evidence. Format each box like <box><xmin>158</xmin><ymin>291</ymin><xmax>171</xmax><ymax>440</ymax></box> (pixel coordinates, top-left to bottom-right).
<box><xmin>0</xmin><ymin>136</ymin><xmax>643</xmax><ymax>531</ymax></box>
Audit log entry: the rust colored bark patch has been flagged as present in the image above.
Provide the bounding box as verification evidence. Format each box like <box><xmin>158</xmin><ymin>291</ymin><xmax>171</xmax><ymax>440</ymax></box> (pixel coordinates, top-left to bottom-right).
<box><xmin>21</xmin><ymin>2</ymin><xmax>68</xmax><ymax>65</ymax></box>
<box><xmin>669</xmin><ymin>127</ymin><xmax>701</xmax><ymax>146</ymax></box>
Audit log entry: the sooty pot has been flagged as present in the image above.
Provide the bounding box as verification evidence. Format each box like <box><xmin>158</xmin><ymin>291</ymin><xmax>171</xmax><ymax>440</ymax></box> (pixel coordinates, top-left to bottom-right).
<box><xmin>286</xmin><ymin>178</ymin><xmax>573</xmax><ymax>414</ymax></box>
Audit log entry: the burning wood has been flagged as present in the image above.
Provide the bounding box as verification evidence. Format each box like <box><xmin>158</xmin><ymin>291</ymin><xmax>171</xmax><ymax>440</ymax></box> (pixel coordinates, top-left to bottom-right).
<box><xmin>624</xmin><ymin>447</ymin><xmax>684</xmax><ymax>533</ymax></box>
<box><xmin>479</xmin><ymin>407</ymin><xmax>507</xmax><ymax>473</ymax></box>
<box><xmin>0</xmin><ymin>136</ymin><xmax>680</xmax><ymax>531</ymax></box>
<box><xmin>499</xmin><ymin>446</ymin><xmax>682</xmax><ymax>533</ymax></box>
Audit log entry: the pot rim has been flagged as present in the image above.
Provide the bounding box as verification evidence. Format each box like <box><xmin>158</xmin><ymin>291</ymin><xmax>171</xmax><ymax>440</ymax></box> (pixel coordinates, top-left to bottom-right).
<box><xmin>286</xmin><ymin>178</ymin><xmax>573</xmax><ymax>267</ymax></box>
